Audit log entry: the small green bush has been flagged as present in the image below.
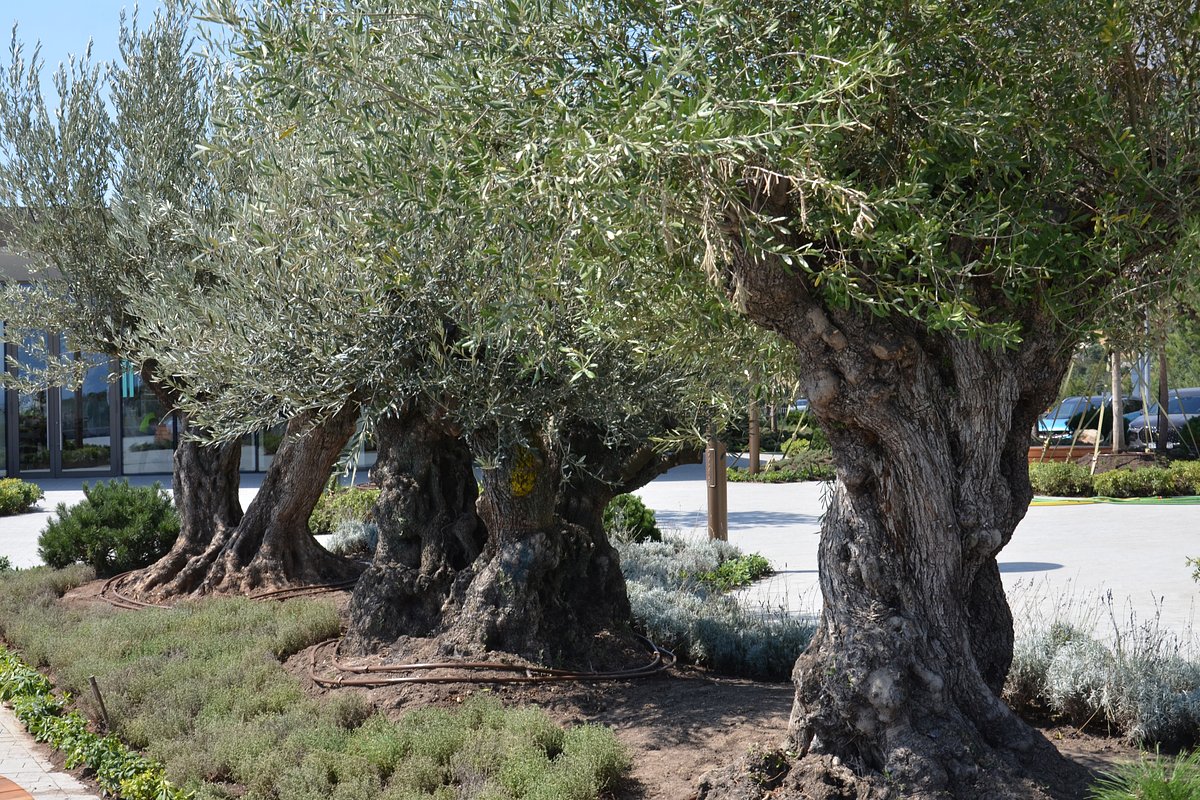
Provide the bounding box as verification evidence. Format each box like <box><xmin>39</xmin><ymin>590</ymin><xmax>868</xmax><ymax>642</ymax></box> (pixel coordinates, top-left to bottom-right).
<box><xmin>693</xmin><ymin>553</ymin><xmax>772</xmax><ymax>591</ymax></box>
<box><xmin>0</xmin><ymin>478</ymin><xmax>43</xmax><ymax>515</ymax></box>
<box><xmin>37</xmin><ymin>480</ymin><xmax>179</xmax><ymax>576</ymax></box>
<box><xmin>1169</xmin><ymin>461</ymin><xmax>1200</xmax><ymax>495</ymax></box>
<box><xmin>309</xmin><ymin>487</ymin><xmax>381</xmax><ymax>536</ymax></box>
<box><xmin>728</xmin><ymin>448</ymin><xmax>834</xmax><ymax>483</ymax></box>
<box><xmin>603</xmin><ymin>493</ymin><xmax>661</xmax><ymax>543</ymax></box>
<box><xmin>1093</xmin><ymin>467</ymin><xmax>1179</xmax><ymax>498</ymax></box>
<box><xmin>1028</xmin><ymin>462</ymin><xmax>1093</xmax><ymax>497</ymax></box>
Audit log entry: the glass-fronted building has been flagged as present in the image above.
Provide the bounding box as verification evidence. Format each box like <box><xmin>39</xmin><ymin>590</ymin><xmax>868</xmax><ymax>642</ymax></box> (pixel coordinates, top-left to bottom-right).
<box><xmin>0</xmin><ymin>224</ymin><xmax>374</xmax><ymax>479</ymax></box>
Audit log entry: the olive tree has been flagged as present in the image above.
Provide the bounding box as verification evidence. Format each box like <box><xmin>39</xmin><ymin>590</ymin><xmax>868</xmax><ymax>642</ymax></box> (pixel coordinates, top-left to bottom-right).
<box><xmin>124</xmin><ymin>0</ymin><xmax>793</xmax><ymax>663</ymax></box>
<box><xmin>0</xmin><ymin>2</ymin><xmax>362</xmax><ymax>597</ymax></box>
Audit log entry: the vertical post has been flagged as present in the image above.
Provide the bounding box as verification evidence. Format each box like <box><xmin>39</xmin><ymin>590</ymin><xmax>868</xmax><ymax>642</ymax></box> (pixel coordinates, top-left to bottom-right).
<box><xmin>1157</xmin><ymin>342</ymin><xmax>1170</xmax><ymax>455</ymax></box>
<box><xmin>1110</xmin><ymin>350</ymin><xmax>1123</xmax><ymax>453</ymax></box>
<box><xmin>705</xmin><ymin>423</ymin><xmax>728</xmax><ymax>541</ymax></box>
<box><xmin>748</xmin><ymin>400</ymin><xmax>761</xmax><ymax>476</ymax></box>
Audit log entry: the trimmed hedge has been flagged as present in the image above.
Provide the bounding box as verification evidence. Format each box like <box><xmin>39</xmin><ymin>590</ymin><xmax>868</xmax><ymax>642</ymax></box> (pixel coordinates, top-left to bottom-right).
<box><xmin>1028</xmin><ymin>460</ymin><xmax>1200</xmax><ymax>498</ymax></box>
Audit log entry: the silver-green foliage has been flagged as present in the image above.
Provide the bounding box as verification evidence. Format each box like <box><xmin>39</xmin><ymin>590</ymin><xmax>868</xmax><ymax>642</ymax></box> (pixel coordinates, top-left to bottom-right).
<box><xmin>618</xmin><ymin>536</ymin><xmax>813</xmax><ymax>680</ymax></box>
<box><xmin>1007</xmin><ymin>621</ymin><xmax>1200</xmax><ymax>746</ymax></box>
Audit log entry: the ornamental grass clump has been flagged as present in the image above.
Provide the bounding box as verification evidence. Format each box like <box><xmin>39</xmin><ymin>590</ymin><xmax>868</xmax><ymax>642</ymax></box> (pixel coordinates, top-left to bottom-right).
<box><xmin>1089</xmin><ymin>750</ymin><xmax>1200</xmax><ymax>800</ymax></box>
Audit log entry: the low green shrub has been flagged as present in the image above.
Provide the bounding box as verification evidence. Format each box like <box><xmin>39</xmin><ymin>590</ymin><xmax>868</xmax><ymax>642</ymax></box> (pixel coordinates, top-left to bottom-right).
<box><xmin>1027</xmin><ymin>462</ymin><xmax>1093</xmax><ymax>497</ymax></box>
<box><xmin>603</xmin><ymin>493</ymin><xmax>661</xmax><ymax>543</ymax></box>
<box><xmin>1092</xmin><ymin>467</ymin><xmax>1179</xmax><ymax>498</ymax></box>
<box><xmin>619</xmin><ymin>536</ymin><xmax>811</xmax><ymax>679</ymax></box>
<box><xmin>0</xmin><ymin>478</ymin><xmax>43</xmax><ymax>515</ymax></box>
<box><xmin>37</xmin><ymin>480</ymin><xmax>179</xmax><ymax>576</ymax></box>
<box><xmin>1169</xmin><ymin>461</ymin><xmax>1200</xmax><ymax>494</ymax></box>
<box><xmin>0</xmin><ymin>569</ymin><xmax>628</xmax><ymax>800</ymax></box>
<box><xmin>692</xmin><ymin>553</ymin><xmax>772</xmax><ymax>591</ymax></box>
<box><xmin>728</xmin><ymin>449</ymin><xmax>835</xmax><ymax>483</ymax></box>
<box><xmin>309</xmin><ymin>487</ymin><xmax>380</xmax><ymax>536</ymax></box>
<box><xmin>1089</xmin><ymin>750</ymin><xmax>1200</xmax><ymax>800</ymax></box>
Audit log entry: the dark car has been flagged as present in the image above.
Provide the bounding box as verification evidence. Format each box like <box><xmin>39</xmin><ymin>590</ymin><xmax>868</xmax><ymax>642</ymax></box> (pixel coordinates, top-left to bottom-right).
<box><xmin>1037</xmin><ymin>396</ymin><xmax>1105</xmax><ymax>439</ymax></box>
<box><xmin>1127</xmin><ymin>388</ymin><xmax>1200</xmax><ymax>448</ymax></box>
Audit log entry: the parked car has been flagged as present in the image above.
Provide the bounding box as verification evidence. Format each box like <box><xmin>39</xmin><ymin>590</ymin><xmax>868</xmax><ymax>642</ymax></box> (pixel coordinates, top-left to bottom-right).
<box><xmin>1037</xmin><ymin>396</ymin><xmax>1104</xmax><ymax>439</ymax></box>
<box><xmin>1127</xmin><ymin>388</ymin><xmax>1200</xmax><ymax>448</ymax></box>
<box><xmin>1036</xmin><ymin>395</ymin><xmax>1145</xmax><ymax>443</ymax></box>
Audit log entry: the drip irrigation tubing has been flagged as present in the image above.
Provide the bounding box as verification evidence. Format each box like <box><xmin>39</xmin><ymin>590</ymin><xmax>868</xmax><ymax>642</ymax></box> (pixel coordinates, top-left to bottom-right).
<box><xmin>100</xmin><ymin>573</ymin><xmax>173</xmax><ymax>610</ymax></box>
<box><xmin>99</xmin><ymin>572</ymin><xmax>358</xmax><ymax>610</ymax></box>
<box><xmin>308</xmin><ymin>634</ymin><xmax>676</xmax><ymax>687</ymax></box>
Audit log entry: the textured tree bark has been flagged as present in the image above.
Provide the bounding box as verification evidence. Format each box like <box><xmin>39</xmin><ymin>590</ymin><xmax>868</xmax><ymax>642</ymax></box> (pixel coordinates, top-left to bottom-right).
<box><xmin>698</xmin><ymin>250</ymin><xmax>1091</xmax><ymax>798</ymax></box>
<box><xmin>439</xmin><ymin>438</ymin><xmax>632</xmax><ymax>665</ymax></box>
<box><xmin>128</xmin><ymin>405</ymin><xmax>362</xmax><ymax>599</ymax></box>
<box><xmin>345</xmin><ymin>410</ymin><xmax>483</xmax><ymax>650</ymax></box>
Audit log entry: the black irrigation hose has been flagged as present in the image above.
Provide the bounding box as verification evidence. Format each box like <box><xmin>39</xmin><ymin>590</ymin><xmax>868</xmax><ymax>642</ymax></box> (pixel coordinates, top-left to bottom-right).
<box><xmin>100</xmin><ymin>574</ymin><xmax>677</xmax><ymax>686</ymax></box>
<box><xmin>100</xmin><ymin>572</ymin><xmax>173</xmax><ymax>610</ymax></box>
<box><xmin>309</xmin><ymin>634</ymin><xmax>676</xmax><ymax>686</ymax></box>
<box><xmin>99</xmin><ymin>572</ymin><xmax>357</xmax><ymax>609</ymax></box>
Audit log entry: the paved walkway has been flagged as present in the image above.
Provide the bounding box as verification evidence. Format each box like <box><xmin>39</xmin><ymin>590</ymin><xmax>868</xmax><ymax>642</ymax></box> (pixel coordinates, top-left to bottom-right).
<box><xmin>0</xmin><ymin>705</ymin><xmax>97</xmax><ymax>800</ymax></box>
<box><xmin>635</xmin><ymin>461</ymin><xmax>1200</xmax><ymax>644</ymax></box>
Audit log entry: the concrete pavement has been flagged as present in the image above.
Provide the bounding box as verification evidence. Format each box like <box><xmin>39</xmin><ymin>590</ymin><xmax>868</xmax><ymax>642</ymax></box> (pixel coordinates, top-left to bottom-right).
<box><xmin>633</xmin><ymin>462</ymin><xmax>1200</xmax><ymax>643</ymax></box>
<box><xmin>0</xmin><ymin>704</ymin><xmax>97</xmax><ymax>800</ymax></box>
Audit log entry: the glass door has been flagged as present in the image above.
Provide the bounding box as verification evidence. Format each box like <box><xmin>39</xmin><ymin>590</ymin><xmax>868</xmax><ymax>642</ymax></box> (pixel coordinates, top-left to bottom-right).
<box><xmin>59</xmin><ymin>352</ymin><xmax>112</xmax><ymax>473</ymax></box>
<box><xmin>16</xmin><ymin>335</ymin><xmax>51</xmax><ymax>474</ymax></box>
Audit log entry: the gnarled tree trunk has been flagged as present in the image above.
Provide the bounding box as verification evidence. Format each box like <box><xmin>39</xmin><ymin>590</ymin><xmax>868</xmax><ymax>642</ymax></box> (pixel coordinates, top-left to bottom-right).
<box><xmin>346</xmin><ymin>410</ymin><xmax>483</xmax><ymax>650</ymax></box>
<box><xmin>440</xmin><ymin>440</ymin><xmax>631</xmax><ymax>665</ymax></box>
<box><xmin>700</xmin><ymin>256</ymin><xmax>1090</xmax><ymax>798</ymax></box>
<box><xmin>128</xmin><ymin>405</ymin><xmax>362</xmax><ymax>599</ymax></box>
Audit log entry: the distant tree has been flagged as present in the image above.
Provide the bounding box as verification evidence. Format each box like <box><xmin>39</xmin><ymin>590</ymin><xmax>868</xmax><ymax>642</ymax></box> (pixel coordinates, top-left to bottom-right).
<box><xmin>0</xmin><ymin>1</ymin><xmax>360</xmax><ymax>597</ymax></box>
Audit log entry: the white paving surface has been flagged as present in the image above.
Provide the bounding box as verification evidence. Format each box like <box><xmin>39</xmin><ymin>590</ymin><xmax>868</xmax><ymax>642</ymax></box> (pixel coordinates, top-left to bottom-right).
<box><xmin>0</xmin><ymin>703</ymin><xmax>98</xmax><ymax>800</ymax></box>
<box><xmin>635</xmin><ymin>462</ymin><xmax>1200</xmax><ymax>644</ymax></box>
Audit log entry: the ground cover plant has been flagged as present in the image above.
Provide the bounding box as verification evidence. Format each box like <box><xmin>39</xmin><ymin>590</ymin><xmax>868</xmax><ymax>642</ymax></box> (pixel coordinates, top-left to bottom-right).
<box><xmin>0</xmin><ymin>645</ymin><xmax>188</xmax><ymax>800</ymax></box>
<box><xmin>0</xmin><ymin>478</ymin><xmax>42</xmax><ymax>516</ymax></box>
<box><xmin>1089</xmin><ymin>750</ymin><xmax>1200</xmax><ymax>799</ymax></box>
<box><xmin>1006</xmin><ymin>615</ymin><xmax>1200</xmax><ymax>747</ymax></box>
<box><xmin>37</xmin><ymin>480</ymin><xmax>180</xmax><ymax>576</ymax></box>
<box><xmin>0</xmin><ymin>567</ymin><xmax>629</xmax><ymax>800</ymax></box>
<box><xmin>616</xmin><ymin>535</ymin><xmax>812</xmax><ymax>680</ymax></box>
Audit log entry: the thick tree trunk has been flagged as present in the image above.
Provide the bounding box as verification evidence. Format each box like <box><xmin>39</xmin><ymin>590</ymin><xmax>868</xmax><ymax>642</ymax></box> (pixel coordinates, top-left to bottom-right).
<box><xmin>346</xmin><ymin>411</ymin><xmax>483</xmax><ymax>650</ymax></box>
<box><xmin>128</xmin><ymin>405</ymin><xmax>362</xmax><ymax>599</ymax></box>
<box><xmin>439</xmin><ymin>441</ymin><xmax>632</xmax><ymax>665</ymax></box>
<box><xmin>702</xmin><ymin>255</ymin><xmax>1090</xmax><ymax>798</ymax></box>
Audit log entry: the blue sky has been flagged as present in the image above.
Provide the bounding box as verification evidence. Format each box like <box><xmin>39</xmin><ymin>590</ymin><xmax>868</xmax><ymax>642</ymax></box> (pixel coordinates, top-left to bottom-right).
<box><xmin>3</xmin><ymin>1</ymin><xmax>164</xmax><ymax>84</ymax></box>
